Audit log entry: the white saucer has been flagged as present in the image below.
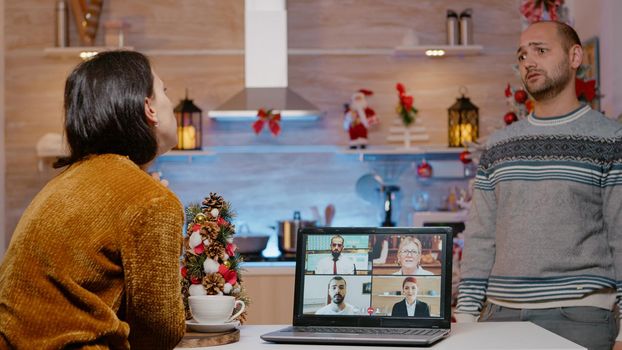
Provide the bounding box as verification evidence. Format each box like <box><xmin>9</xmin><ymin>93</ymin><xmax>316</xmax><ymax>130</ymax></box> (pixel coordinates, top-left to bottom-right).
<box><xmin>186</xmin><ymin>319</ymin><xmax>240</xmax><ymax>333</ymax></box>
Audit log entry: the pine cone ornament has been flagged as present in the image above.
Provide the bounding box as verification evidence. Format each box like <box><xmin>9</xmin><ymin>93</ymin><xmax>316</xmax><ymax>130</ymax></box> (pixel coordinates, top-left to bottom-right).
<box><xmin>185</xmin><ymin>305</ymin><xmax>193</xmax><ymax>320</ymax></box>
<box><xmin>238</xmin><ymin>311</ymin><xmax>248</xmax><ymax>324</ymax></box>
<box><xmin>203</xmin><ymin>273</ymin><xmax>225</xmax><ymax>294</ymax></box>
<box><xmin>181</xmin><ymin>278</ymin><xmax>190</xmax><ymax>296</ymax></box>
<box><xmin>206</xmin><ymin>241</ymin><xmax>225</xmax><ymax>260</ymax></box>
<box><xmin>181</xmin><ymin>193</ymin><xmax>245</xmax><ymax>320</ymax></box>
<box><xmin>200</xmin><ymin>222</ymin><xmax>220</xmax><ymax>241</ymax></box>
<box><xmin>202</xmin><ymin>193</ymin><xmax>225</xmax><ymax>214</ymax></box>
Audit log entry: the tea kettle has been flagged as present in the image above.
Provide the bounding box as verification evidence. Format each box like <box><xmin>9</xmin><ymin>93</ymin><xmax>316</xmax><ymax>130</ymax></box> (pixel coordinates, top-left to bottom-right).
<box><xmin>276</xmin><ymin>211</ymin><xmax>316</xmax><ymax>254</ymax></box>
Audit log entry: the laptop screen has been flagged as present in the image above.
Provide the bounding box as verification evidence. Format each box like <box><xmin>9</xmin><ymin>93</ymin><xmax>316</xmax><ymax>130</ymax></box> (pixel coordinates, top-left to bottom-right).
<box><xmin>292</xmin><ymin>227</ymin><xmax>452</xmax><ymax>328</ymax></box>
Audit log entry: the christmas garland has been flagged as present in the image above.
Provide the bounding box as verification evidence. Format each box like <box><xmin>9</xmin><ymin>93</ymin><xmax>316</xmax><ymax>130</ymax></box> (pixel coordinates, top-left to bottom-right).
<box><xmin>180</xmin><ymin>193</ymin><xmax>250</xmax><ymax>323</ymax></box>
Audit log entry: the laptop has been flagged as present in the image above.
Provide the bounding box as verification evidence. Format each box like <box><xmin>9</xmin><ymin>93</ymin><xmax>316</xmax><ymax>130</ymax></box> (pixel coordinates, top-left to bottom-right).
<box><xmin>261</xmin><ymin>226</ymin><xmax>453</xmax><ymax>346</ymax></box>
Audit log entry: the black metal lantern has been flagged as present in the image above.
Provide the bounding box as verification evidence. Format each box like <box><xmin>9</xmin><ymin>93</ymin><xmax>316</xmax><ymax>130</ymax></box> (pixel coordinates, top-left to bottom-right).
<box><xmin>448</xmin><ymin>87</ymin><xmax>479</xmax><ymax>147</ymax></box>
<box><xmin>174</xmin><ymin>90</ymin><xmax>202</xmax><ymax>150</ymax></box>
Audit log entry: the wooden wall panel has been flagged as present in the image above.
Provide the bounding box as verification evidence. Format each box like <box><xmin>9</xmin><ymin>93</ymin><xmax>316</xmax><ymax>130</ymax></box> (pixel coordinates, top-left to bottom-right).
<box><xmin>4</xmin><ymin>0</ymin><xmax>523</xmax><ymax>237</ymax></box>
<box><xmin>288</xmin><ymin>0</ymin><xmax>520</xmax><ymax>50</ymax></box>
<box><xmin>103</xmin><ymin>0</ymin><xmax>244</xmax><ymax>50</ymax></box>
<box><xmin>1</xmin><ymin>0</ymin><xmax>5</xmax><ymax>254</ymax></box>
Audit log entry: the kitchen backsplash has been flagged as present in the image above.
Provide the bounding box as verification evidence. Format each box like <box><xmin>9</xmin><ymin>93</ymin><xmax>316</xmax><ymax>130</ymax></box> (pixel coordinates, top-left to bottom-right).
<box><xmin>151</xmin><ymin>150</ymin><xmax>470</xmax><ymax>256</ymax></box>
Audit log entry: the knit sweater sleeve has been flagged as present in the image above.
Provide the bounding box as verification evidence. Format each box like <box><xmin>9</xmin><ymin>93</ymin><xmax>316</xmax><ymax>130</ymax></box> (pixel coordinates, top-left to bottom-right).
<box><xmin>455</xmin><ymin>150</ymin><xmax>497</xmax><ymax>317</ymax></box>
<box><xmin>122</xmin><ymin>194</ymin><xmax>185</xmax><ymax>350</ymax></box>
<box><xmin>603</xmin><ymin>137</ymin><xmax>622</xmax><ymax>341</ymax></box>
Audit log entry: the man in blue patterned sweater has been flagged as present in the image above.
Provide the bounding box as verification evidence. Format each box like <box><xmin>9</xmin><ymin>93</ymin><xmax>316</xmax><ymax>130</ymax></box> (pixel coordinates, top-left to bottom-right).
<box><xmin>456</xmin><ymin>21</ymin><xmax>622</xmax><ymax>350</ymax></box>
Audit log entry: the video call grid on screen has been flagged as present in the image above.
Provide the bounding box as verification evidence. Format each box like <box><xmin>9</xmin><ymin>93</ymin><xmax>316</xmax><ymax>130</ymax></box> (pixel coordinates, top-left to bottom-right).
<box><xmin>301</xmin><ymin>232</ymin><xmax>446</xmax><ymax>318</ymax></box>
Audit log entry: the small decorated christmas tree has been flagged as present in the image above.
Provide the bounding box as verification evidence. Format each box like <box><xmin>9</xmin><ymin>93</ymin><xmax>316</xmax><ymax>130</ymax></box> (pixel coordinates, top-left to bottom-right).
<box><xmin>180</xmin><ymin>193</ymin><xmax>249</xmax><ymax>323</ymax></box>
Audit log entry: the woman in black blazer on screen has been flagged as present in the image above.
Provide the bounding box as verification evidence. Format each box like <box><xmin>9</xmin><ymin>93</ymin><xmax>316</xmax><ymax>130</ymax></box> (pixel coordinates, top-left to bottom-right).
<box><xmin>391</xmin><ymin>277</ymin><xmax>430</xmax><ymax>317</ymax></box>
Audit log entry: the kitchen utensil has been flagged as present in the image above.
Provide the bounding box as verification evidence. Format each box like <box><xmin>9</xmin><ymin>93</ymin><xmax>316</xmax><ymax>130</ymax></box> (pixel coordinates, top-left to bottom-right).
<box><xmin>459</xmin><ymin>8</ymin><xmax>473</xmax><ymax>45</ymax></box>
<box><xmin>355</xmin><ymin>173</ymin><xmax>382</xmax><ymax>204</ymax></box>
<box><xmin>233</xmin><ymin>224</ymin><xmax>270</xmax><ymax>255</ymax></box>
<box><xmin>188</xmin><ymin>295</ymin><xmax>245</xmax><ymax>324</ymax></box>
<box><xmin>310</xmin><ymin>206</ymin><xmax>322</xmax><ymax>224</ymax></box>
<box><xmin>277</xmin><ymin>211</ymin><xmax>316</xmax><ymax>254</ymax></box>
<box><xmin>324</xmin><ymin>204</ymin><xmax>335</xmax><ymax>226</ymax></box>
<box><xmin>446</xmin><ymin>10</ymin><xmax>459</xmax><ymax>45</ymax></box>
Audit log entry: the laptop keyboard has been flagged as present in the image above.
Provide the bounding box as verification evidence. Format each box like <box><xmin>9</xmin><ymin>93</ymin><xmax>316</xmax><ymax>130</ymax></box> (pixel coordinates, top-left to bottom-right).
<box><xmin>293</xmin><ymin>327</ymin><xmax>445</xmax><ymax>336</ymax></box>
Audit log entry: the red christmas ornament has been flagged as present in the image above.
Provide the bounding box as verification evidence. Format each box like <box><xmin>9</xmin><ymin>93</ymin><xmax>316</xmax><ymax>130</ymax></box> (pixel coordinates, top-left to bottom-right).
<box><xmin>504</xmin><ymin>111</ymin><xmax>518</xmax><ymax>125</ymax></box>
<box><xmin>417</xmin><ymin>160</ymin><xmax>433</xmax><ymax>178</ymax></box>
<box><xmin>217</xmin><ymin>217</ymin><xmax>228</xmax><ymax>227</ymax></box>
<box><xmin>525</xmin><ymin>99</ymin><xmax>534</xmax><ymax>113</ymax></box>
<box><xmin>191</xmin><ymin>276</ymin><xmax>202</xmax><ymax>284</ymax></box>
<box><xmin>225</xmin><ymin>243</ymin><xmax>236</xmax><ymax>257</ymax></box>
<box><xmin>575</xmin><ymin>77</ymin><xmax>597</xmax><ymax>102</ymax></box>
<box><xmin>253</xmin><ymin>108</ymin><xmax>281</xmax><ymax>136</ymax></box>
<box><xmin>181</xmin><ymin>266</ymin><xmax>188</xmax><ymax>278</ymax></box>
<box><xmin>504</xmin><ymin>83</ymin><xmax>513</xmax><ymax>98</ymax></box>
<box><xmin>514</xmin><ymin>90</ymin><xmax>528</xmax><ymax>104</ymax></box>
<box><xmin>194</xmin><ymin>244</ymin><xmax>205</xmax><ymax>255</ymax></box>
<box><xmin>218</xmin><ymin>264</ymin><xmax>238</xmax><ymax>286</ymax></box>
<box><xmin>459</xmin><ymin>150</ymin><xmax>472</xmax><ymax>164</ymax></box>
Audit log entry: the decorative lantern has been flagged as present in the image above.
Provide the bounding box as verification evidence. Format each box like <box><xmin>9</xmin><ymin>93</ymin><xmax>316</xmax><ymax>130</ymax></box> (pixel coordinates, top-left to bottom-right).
<box><xmin>448</xmin><ymin>87</ymin><xmax>479</xmax><ymax>148</ymax></box>
<box><xmin>174</xmin><ymin>90</ymin><xmax>202</xmax><ymax>150</ymax></box>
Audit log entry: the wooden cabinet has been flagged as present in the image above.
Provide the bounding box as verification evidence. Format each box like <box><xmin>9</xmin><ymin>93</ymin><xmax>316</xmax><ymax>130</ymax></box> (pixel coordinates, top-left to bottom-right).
<box><xmin>241</xmin><ymin>264</ymin><xmax>295</xmax><ymax>325</ymax></box>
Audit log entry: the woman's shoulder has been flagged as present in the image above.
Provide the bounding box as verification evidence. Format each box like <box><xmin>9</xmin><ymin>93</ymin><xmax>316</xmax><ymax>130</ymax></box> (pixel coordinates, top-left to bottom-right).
<box><xmin>63</xmin><ymin>154</ymin><xmax>182</xmax><ymax>211</ymax></box>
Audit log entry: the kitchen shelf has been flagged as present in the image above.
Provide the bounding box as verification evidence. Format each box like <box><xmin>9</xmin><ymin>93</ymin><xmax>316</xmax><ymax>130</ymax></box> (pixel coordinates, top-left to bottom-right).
<box><xmin>393</xmin><ymin>45</ymin><xmax>483</xmax><ymax>57</ymax></box>
<box><xmin>157</xmin><ymin>145</ymin><xmax>466</xmax><ymax>157</ymax></box>
<box><xmin>44</xmin><ymin>46</ymin><xmax>134</xmax><ymax>59</ymax></box>
<box><xmin>44</xmin><ymin>46</ymin><xmax>483</xmax><ymax>58</ymax></box>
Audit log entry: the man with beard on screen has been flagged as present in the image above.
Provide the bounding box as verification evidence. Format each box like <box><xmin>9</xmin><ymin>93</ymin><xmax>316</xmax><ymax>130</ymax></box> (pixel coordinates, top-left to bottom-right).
<box><xmin>315</xmin><ymin>277</ymin><xmax>360</xmax><ymax>315</ymax></box>
<box><xmin>314</xmin><ymin>235</ymin><xmax>356</xmax><ymax>275</ymax></box>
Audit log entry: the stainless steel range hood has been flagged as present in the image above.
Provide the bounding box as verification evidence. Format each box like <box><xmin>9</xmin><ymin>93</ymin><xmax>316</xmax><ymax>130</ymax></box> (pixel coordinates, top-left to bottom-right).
<box><xmin>208</xmin><ymin>0</ymin><xmax>323</xmax><ymax>121</ymax></box>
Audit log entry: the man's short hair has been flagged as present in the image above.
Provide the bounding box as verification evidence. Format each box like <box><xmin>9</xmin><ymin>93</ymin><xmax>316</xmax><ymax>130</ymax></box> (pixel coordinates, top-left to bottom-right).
<box><xmin>331</xmin><ymin>235</ymin><xmax>344</xmax><ymax>243</ymax></box>
<box><xmin>551</xmin><ymin>21</ymin><xmax>582</xmax><ymax>51</ymax></box>
<box><xmin>329</xmin><ymin>276</ymin><xmax>346</xmax><ymax>287</ymax></box>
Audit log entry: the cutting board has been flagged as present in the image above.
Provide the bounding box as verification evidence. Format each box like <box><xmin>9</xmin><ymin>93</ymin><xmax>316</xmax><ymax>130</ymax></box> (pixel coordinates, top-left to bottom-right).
<box><xmin>176</xmin><ymin>329</ymin><xmax>240</xmax><ymax>348</ymax></box>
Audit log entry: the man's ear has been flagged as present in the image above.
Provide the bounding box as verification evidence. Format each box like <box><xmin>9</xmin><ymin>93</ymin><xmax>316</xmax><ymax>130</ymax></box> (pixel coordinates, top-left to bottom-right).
<box><xmin>569</xmin><ymin>44</ymin><xmax>583</xmax><ymax>70</ymax></box>
<box><xmin>144</xmin><ymin>97</ymin><xmax>158</xmax><ymax>126</ymax></box>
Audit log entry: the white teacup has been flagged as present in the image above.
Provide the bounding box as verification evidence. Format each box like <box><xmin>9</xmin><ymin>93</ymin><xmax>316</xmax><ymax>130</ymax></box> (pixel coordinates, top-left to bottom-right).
<box><xmin>188</xmin><ymin>295</ymin><xmax>246</xmax><ymax>324</ymax></box>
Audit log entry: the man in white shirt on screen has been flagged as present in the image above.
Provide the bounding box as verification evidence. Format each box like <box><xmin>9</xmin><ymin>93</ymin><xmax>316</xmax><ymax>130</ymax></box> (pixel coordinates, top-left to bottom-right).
<box><xmin>314</xmin><ymin>235</ymin><xmax>356</xmax><ymax>275</ymax></box>
<box><xmin>315</xmin><ymin>277</ymin><xmax>360</xmax><ymax>315</ymax></box>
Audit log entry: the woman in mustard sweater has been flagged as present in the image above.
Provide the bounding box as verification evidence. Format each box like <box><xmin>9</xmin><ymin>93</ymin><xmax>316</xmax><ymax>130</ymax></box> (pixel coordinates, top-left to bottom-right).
<box><xmin>0</xmin><ymin>51</ymin><xmax>185</xmax><ymax>349</ymax></box>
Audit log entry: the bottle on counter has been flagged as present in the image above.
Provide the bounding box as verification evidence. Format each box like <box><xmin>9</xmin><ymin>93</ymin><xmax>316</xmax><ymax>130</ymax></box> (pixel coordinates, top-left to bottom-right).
<box><xmin>446</xmin><ymin>10</ymin><xmax>459</xmax><ymax>46</ymax></box>
<box><xmin>55</xmin><ymin>0</ymin><xmax>69</xmax><ymax>47</ymax></box>
<box><xmin>459</xmin><ymin>8</ymin><xmax>474</xmax><ymax>46</ymax></box>
<box><xmin>447</xmin><ymin>187</ymin><xmax>458</xmax><ymax>212</ymax></box>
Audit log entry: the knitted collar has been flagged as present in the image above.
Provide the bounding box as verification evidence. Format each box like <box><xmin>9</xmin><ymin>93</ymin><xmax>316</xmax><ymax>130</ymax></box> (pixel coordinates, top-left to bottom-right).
<box><xmin>528</xmin><ymin>104</ymin><xmax>591</xmax><ymax>126</ymax></box>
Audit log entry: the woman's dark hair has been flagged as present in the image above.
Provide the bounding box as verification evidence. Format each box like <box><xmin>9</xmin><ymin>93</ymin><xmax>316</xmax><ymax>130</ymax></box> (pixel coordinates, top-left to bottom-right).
<box><xmin>54</xmin><ymin>50</ymin><xmax>157</xmax><ymax>168</ymax></box>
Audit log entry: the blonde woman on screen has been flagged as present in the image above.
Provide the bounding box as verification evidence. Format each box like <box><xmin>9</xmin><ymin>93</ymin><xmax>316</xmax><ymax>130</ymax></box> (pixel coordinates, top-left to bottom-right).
<box><xmin>392</xmin><ymin>237</ymin><xmax>433</xmax><ymax>275</ymax></box>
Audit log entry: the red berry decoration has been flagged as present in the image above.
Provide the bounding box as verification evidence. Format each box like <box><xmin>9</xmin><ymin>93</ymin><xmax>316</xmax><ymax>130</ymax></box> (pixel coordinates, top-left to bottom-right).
<box><xmin>504</xmin><ymin>112</ymin><xmax>518</xmax><ymax>125</ymax></box>
<box><xmin>514</xmin><ymin>90</ymin><xmax>528</xmax><ymax>104</ymax></box>
<box><xmin>459</xmin><ymin>150</ymin><xmax>472</xmax><ymax>164</ymax></box>
<box><xmin>417</xmin><ymin>160</ymin><xmax>433</xmax><ymax>178</ymax></box>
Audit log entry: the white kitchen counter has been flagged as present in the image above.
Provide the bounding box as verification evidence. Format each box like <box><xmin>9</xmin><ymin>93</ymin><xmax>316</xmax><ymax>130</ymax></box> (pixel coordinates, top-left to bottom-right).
<box><xmin>176</xmin><ymin>322</ymin><xmax>585</xmax><ymax>350</ymax></box>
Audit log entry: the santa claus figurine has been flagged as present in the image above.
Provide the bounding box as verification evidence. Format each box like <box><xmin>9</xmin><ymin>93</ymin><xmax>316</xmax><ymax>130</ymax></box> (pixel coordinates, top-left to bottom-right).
<box><xmin>343</xmin><ymin>89</ymin><xmax>379</xmax><ymax>149</ymax></box>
